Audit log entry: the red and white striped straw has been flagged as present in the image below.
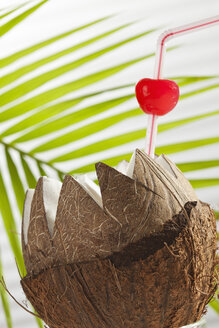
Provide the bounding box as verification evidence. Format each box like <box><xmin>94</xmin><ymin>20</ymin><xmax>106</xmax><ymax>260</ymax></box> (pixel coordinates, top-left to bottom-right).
<box><xmin>145</xmin><ymin>15</ymin><xmax>219</xmax><ymax>158</ymax></box>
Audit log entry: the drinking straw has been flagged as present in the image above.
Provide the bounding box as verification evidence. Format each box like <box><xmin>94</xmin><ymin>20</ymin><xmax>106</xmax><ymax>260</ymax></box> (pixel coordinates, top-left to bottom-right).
<box><xmin>145</xmin><ymin>15</ymin><xmax>219</xmax><ymax>158</ymax></box>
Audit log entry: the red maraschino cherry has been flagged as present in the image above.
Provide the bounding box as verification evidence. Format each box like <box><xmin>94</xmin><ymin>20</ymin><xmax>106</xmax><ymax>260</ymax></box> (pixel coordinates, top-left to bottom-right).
<box><xmin>135</xmin><ymin>78</ymin><xmax>179</xmax><ymax>116</ymax></box>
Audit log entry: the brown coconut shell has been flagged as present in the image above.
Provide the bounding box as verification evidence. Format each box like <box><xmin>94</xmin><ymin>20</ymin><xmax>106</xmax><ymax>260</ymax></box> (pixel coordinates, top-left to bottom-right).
<box><xmin>22</xmin><ymin>177</ymin><xmax>55</xmax><ymax>275</ymax></box>
<box><xmin>20</xmin><ymin>150</ymin><xmax>217</xmax><ymax>328</ymax></box>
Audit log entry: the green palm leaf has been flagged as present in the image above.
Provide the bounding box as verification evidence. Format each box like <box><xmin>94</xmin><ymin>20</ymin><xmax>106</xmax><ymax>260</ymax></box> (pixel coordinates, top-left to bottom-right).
<box><xmin>16</xmin><ymin>95</ymin><xmax>134</xmax><ymax>146</ymax></box>
<box><xmin>5</xmin><ymin>147</ymin><xmax>25</xmax><ymax>215</ymax></box>
<box><xmin>209</xmin><ymin>296</ymin><xmax>219</xmax><ymax>315</ymax></box>
<box><xmin>10</xmin><ymin>78</ymin><xmax>219</xmax><ymax>152</ymax></box>
<box><xmin>0</xmin><ymin>0</ymin><xmax>48</xmax><ymax>38</ymax></box>
<box><xmin>181</xmin><ymin>82</ymin><xmax>219</xmax><ymax>99</ymax></box>
<box><xmin>37</xmin><ymin>162</ymin><xmax>48</xmax><ymax>177</ymax></box>
<box><xmin>20</xmin><ymin>155</ymin><xmax>37</xmax><ymax>188</ymax></box>
<box><xmin>0</xmin><ymin>54</ymin><xmax>151</xmax><ymax>123</ymax></box>
<box><xmin>69</xmin><ymin>135</ymin><xmax>219</xmax><ymax>174</ymax></box>
<box><xmin>0</xmin><ymin>1</ymin><xmax>29</xmax><ymax>20</ymax></box>
<box><xmin>158</xmin><ymin>136</ymin><xmax>219</xmax><ymax>154</ymax></box>
<box><xmin>173</xmin><ymin>76</ymin><xmax>218</xmax><ymax>86</ymax></box>
<box><xmin>0</xmin><ymin>22</ymin><xmax>140</xmax><ymax>88</ymax></box>
<box><xmin>190</xmin><ymin>179</ymin><xmax>219</xmax><ymax>188</ymax></box>
<box><xmin>0</xmin><ymin>84</ymin><xmax>133</xmax><ymax>139</ymax></box>
<box><xmin>0</xmin><ymin>15</ymin><xmax>110</xmax><ymax>68</ymax></box>
<box><xmin>0</xmin><ymin>168</ymin><xmax>25</xmax><ymax>275</ymax></box>
<box><xmin>0</xmin><ymin>251</ymin><xmax>12</xmax><ymax>328</ymax></box>
<box><xmin>177</xmin><ymin>160</ymin><xmax>219</xmax><ymax>172</ymax></box>
<box><xmin>49</xmin><ymin>108</ymin><xmax>219</xmax><ymax>162</ymax></box>
<box><xmin>0</xmin><ymin>30</ymin><xmax>154</xmax><ymax>106</ymax></box>
<box><xmin>0</xmin><ymin>2</ymin><xmax>50</xmax><ymax>325</ymax></box>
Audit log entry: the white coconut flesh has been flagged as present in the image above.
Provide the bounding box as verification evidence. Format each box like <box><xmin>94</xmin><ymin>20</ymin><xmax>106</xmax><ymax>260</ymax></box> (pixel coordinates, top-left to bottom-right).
<box><xmin>43</xmin><ymin>177</ymin><xmax>62</xmax><ymax>236</ymax></box>
<box><xmin>23</xmin><ymin>189</ymin><xmax>35</xmax><ymax>245</ymax></box>
<box><xmin>75</xmin><ymin>174</ymin><xmax>102</xmax><ymax>208</ymax></box>
<box><xmin>115</xmin><ymin>151</ymin><xmax>136</xmax><ymax>177</ymax></box>
<box><xmin>155</xmin><ymin>154</ymin><xmax>176</xmax><ymax>177</ymax></box>
<box><xmin>23</xmin><ymin>151</ymin><xmax>176</xmax><ymax>244</ymax></box>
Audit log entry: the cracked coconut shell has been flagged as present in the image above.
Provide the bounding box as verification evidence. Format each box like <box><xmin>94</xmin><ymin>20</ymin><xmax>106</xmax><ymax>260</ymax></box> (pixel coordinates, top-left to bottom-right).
<box><xmin>20</xmin><ymin>149</ymin><xmax>217</xmax><ymax>328</ymax></box>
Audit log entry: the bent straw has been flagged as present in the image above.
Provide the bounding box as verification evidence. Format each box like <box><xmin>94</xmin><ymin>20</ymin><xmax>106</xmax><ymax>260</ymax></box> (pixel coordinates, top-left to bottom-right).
<box><xmin>145</xmin><ymin>15</ymin><xmax>219</xmax><ymax>158</ymax></box>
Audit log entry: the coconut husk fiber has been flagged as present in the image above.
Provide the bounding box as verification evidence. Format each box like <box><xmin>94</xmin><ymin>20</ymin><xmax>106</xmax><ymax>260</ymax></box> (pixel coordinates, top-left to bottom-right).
<box><xmin>20</xmin><ymin>149</ymin><xmax>217</xmax><ymax>328</ymax></box>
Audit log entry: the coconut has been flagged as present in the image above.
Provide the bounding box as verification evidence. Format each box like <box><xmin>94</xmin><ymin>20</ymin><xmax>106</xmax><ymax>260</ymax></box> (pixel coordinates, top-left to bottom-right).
<box><xmin>20</xmin><ymin>149</ymin><xmax>217</xmax><ymax>328</ymax></box>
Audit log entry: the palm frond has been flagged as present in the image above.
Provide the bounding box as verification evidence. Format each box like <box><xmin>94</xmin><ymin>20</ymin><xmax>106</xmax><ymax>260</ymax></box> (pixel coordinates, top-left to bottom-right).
<box><xmin>0</xmin><ymin>251</ymin><xmax>12</xmax><ymax>328</ymax></box>
<box><xmin>68</xmin><ymin>145</ymin><xmax>219</xmax><ymax>175</ymax></box>
<box><xmin>0</xmin><ymin>166</ymin><xmax>25</xmax><ymax>275</ymax></box>
<box><xmin>48</xmin><ymin>108</ymin><xmax>219</xmax><ymax>163</ymax></box>
<box><xmin>0</xmin><ymin>14</ymin><xmax>112</xmax><ymax>68</ymax></box>
<box><xmin>5</xmin><ymin>148</ymin><xmax>25</xmax><ymax>215</ymax></box>
<box><xmin>177</xmin><ymin>160</ymin><xmax>219</xmax><ymax>172</ymax></box>
<box><xmin>209</xmin><ymin>296</ymin><xmax>219</xmax><ymax>315</ymax></box>
<box><xmin>0</xmin><ymin>54</ymin><xmax>151</xmax><ymax>122</ymax></box>
<box><xmin>0</xmin><ymin>0</ymin><xmax>48</xmax><ymax>38</ymax></box>
<box><xmin>0</xmin><ymin>1</ymin><xmax>29</xmax><ymax>20</ymax></box>
<box><xmin>20</xmin><ymin>155</ymin><xmax>37</xmax><ymax>188</ymax></box>
<box><xmin>190</xmin><ymin>179</ymin><xmax>219</xmax><ymax>188</ymax></box>
<box><xmin>0</xmin><ymin>84</ymin><xmax>133</xmax><ymax>139</ymax></box>
<box><xmin>0</xmin><ymin>23</ymin><xmax>149</xmax><ymax>88</ymax></box>
<box><xmin>0</xmin><ymin>32</ymin><xmax>154</xmax><ymax>106</ymax></box>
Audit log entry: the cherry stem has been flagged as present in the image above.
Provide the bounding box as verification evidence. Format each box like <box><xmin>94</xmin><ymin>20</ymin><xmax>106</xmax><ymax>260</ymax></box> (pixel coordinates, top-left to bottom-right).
<box><xmin>145</xmin><ymin>15</ymin><xmax>219</xmax><ymax>158</ymax></box>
